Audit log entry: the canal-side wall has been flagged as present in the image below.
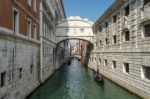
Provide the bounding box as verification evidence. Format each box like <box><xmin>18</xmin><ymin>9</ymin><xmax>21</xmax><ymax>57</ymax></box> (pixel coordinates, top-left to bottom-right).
<box><xmin>0</xmin><ymin>34</ymin><xmax>40</xmax><ymax>99</ymax></box>
<box><xmin>89</xmin><ymin>52</ymin><xmax>150</xmax><ymax>99</ymax></box>
<box><xmin>90</xmin><ymin>0</ymin><xmax>150</xmax><ymax>99</ymax></box>
<box><xmin>98</xmin><ymin>64</ymin><xmax>149</xmax><ymax>99</ymax></box>
<box><xmin>39</xmin><ymin>0</ymin><xmax>57</xmax><ymax>83</ymax></box>
<box><xmin>0</xmin><ymin>0</ymin><xmax>41</xmax><ymax>98</ymax></box>
<box><xmin>0</xmin><ymin>0</ymin><xmax>67</xmax><ymax>98</ymax></box>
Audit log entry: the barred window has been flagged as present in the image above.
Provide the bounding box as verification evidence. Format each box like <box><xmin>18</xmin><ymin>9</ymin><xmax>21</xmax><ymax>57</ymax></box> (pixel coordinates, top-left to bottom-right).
<box><xmin>142</xmin><ymin>66</ymin><xmax>150</xmax><ymax>80</ymax></box>
<box><xmin>105</xmin><ymin>22</ymin><xmax>108</xmax><ymax>28</ymax></box>
<box><xmin>125</xmin><ymin>5</ymin><xmax>129</xmax><ymax>16</ymax></box>
<box><xmin>123</xmin><ymin>63</ymin><xmax>129</xmax><ymax>73</ymax></box>
<box><xmin>30</xmin><ymin>65</ymin><xmax>33</xmax><ymax>74</ymax></box>
<box><xmin>113</xmin><ymin>15</ymin><xmax>117</xmax><ymax>23</ymax></box>
<box><xmin>105</xmin><ymin>60</ymin><xmax>107</xmax><ymax>66</ymax></box>
<box><xmin>80</xmin><ymin>28</ymin><xmax>84</xmax><ymax>33</ymax></box>
<box><xmin>124</xmin><ymin>30</ymin><xmax>130</xmax><ymax>41</ymax></box>
<box><xmin>113</xmin><ymin>35</ymin><xmax>117</xmax><ymax>44</ymax></box>
<box><xmin>144</xmin><ymin>24</ymin><xmax>150</xmax><ymax>37</ymax></box>
<box><xmin>0</xmin><ymin>72</ymin><xmax>6</xmax><ymax>87</ymax></box>
<box><xmin>99</xmin><ymin>58</ymin><xmax>101</xmax><ymax>64</ymax></box>
<box><xmin>19</xmin><ymin>68</ymin><xmax>23</xmax><ymax>79</ymax></box>
<box><xmin>105</xmin><ymin>38</ymin><xmax>108</xmax><ymax>45</ymax></box>
<box><xmin>112</xmin><ymin>61</ymin><xmax>116</xmax><ymax>69</ymax></box>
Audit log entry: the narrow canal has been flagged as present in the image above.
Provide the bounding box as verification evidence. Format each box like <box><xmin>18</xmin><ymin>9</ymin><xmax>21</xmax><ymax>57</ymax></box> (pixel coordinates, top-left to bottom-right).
<box><xmin>27</xmin><ymin>59</ymin><xmax>141</xmax><ymax>99</ymax></box>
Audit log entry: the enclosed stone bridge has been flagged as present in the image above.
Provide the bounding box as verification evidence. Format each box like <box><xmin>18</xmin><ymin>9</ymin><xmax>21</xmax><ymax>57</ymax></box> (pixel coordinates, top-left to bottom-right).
<box><xmin>54</xmin><ymin>16</ymin><xmax>94</xmax><ymax>67</ymax></box>
<box><xmin>56</xmin><ymin>16</ymin><xmax>94</xmax><ymax>43</ymax></box>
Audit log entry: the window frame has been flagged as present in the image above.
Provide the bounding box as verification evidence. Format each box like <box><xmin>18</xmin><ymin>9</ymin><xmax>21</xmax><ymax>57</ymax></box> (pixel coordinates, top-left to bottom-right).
<box><xmin>123</xmin><ymin>30</ymin><xmax>130</xmax><ymax>42</ymax></box>
<box><xmin>144</xmin><ymin>24</ymin><xmax>150</xmax><ymax>38</ymax></box>
<box><xmin>141</xmin><ymin>66</ymin><xmax>150</xmax><ymax>80</ymax></box>
<box><xmin>80</xmin><ymin>28</ymin><xmax>84</xmax><ymax>33</ymax></box>
<box><xmin>105</xmin><ymin>38</ymin><xmax>108</xmax><ymax>45</ymax></box>
<box><xmin>113</xmin><ymin>35</ymin><xmax>117</xmax><ymax>44</ymax></box>
<box><xmin>105</xmin><ymin>59</ymin><xmax>107</xmax><ymax>66</ymax></box>
<box><xmin>19</xmin><ymin>68</ymin><xmax>23</xmax><ymax>79</ymax></box>
<box><xmin>112</xmin><ymin>61</ymin><xmax>116</xmax><ymax>69</ymax></box>
<box><xmin>13</xmin><ymin>8</ymin><xmax>19</xmax><ymax>35</ymax></box>
<box><xmin>113</xmin><ymin>15</ymin><xmax>117</xmax><ymax>23</ymax></box>
<box><xmin>124</xmin><ymin>5</ymin><xmax>130</xmax><ymax>16</ymax></box>
<box><xmin>105</xmin><ymin>22</ymin><xmax>108</xmax><ymax>28</ymax></box>
<box><xmin>33</xmin><ymin>24</ymin><xmax>37</xmax><ymax>40</ymax></box>
<box><xmin>27</xmin><ymin>19</ymin><xmax>32</xmax><ymax>38</ymax></box>
<box><xmin>33</xmin><ymin>0</ymin><xmax>37</xmax><ymax>12</ymax></box>
<box><xmin>123</xmin><ymin>63</ymin><xmax>129</xmax><ymax>73</ymax></box>
<box><xmin>0</xmin><ymin>72</ymin><xmax>6</xmax><ymax>87</ymax></box>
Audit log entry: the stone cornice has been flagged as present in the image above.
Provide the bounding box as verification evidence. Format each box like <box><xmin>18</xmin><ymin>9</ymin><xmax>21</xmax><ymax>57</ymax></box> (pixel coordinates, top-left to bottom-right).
<box><xmin>93</xmin><ymin>0</ymin><xmax>126</xmax><ymax>28</ymax></box>
<box><xmin>0</xmin><ymin>26</ymin><xmax>40</xmax><ymax>45</ymax></box>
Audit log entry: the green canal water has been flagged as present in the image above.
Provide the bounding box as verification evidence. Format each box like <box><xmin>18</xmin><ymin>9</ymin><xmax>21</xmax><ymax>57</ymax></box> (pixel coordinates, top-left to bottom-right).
<box><xmin>27</xmin><ymin>59</ymin><xmax>141</xmax><ymax>99</ymax></box>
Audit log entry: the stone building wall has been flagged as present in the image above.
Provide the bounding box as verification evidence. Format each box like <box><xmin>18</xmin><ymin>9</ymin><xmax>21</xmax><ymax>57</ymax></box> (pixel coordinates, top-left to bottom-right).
<box><xmin>39</xmin><ymin>0</ymin><xmax>66</xmax><ymax>82</ymax></box>
<box><xmin>0</xmin><ymin>0</ymin><xmax>41</xmax><ymax>99</ymax></box>
<box><xmin>90</xmin><ymin>0</ymin><xmax>150</xmax><ymax>99</ymax></box>
<box><xmin>40</xmin><ymin>0</ymin><xmax>56</xmax><ymax>82</ymax></box>
<box><xmin>0</xmin><ymin>35</ymin><xmax>40</xmax><ymax>99</ymax></box>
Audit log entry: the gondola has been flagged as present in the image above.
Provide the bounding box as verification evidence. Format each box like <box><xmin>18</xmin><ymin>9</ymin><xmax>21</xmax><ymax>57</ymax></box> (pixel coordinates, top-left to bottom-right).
<box><xmin>68</xmin><ymin>59</ymin><xmax>71</xmax><ymax>65</ymax></box>
<box><xmin>94</xmin><ymin>75</ymin><xmax>103</xmax><ymax>83</ymax></box>
<box><xmin>92</xmin><ymin>70</ymin><xmax>103</xmax><ymax>83</ymax></box>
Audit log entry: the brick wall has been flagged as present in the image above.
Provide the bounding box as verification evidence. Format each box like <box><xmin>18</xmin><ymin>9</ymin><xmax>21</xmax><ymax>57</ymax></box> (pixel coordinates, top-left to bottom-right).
<box><xmin>0</xmin><ymin>0</ymin><xmax>40</xmax><ymax>40</ymax></box>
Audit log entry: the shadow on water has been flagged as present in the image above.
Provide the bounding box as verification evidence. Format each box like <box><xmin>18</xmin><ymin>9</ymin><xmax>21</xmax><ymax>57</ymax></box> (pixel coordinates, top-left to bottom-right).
<box><xmin>27</xmin><ymin>64</ymin><xmax>70</xmax><ymax>99</ymax></box>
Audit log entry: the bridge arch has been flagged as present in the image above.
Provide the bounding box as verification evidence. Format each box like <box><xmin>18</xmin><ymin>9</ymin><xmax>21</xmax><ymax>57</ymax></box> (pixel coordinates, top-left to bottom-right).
<box><xmin>54</xmin><ymin>16</ymin><xmax>94</xmax><ymax>68</ymax></box>
<box><xmin>54</xmin><ymin>38</ymin><xmax>94</xmax><ymax>68</ymax></box>
<box><xmin>56</xmin><ymin>38</ymin><xmax>93</xmax><ymax>47</ymax></box>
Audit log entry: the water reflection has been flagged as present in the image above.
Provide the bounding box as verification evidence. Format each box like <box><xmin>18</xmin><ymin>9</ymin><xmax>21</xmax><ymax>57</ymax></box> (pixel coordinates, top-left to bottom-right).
<box><xmin>27</xmin><ymin>59</ymin><xmax>141</xmax><ymax>99</ymax></box>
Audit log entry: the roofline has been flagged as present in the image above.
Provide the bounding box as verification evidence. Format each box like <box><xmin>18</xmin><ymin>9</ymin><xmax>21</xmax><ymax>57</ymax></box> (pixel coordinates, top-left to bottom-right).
<box><xmin>60</xmin><ymin>0</ymin><xmax>66</xmax><ymax>18</ymax></box>
<box><xmin>57</xmin><ymin>19</ymin><xmax>93</xmax><ymax>26</ymax></box>
<box><xmin>93</xmin><ymin>0</ymin><xmax>126</xmax><ymax>28</ymax></box>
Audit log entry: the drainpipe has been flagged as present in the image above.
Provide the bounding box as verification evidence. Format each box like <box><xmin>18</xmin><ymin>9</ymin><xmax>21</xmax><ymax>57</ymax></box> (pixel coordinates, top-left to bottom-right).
<box><xmin>39</xmin><ymin>2</ymin><xmax>43</xmax><ymax>83</ymax></box>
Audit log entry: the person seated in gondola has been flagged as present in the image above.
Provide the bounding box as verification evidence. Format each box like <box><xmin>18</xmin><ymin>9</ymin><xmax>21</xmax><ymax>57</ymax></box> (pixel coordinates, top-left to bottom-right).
<box><xmin>95</xmin><ymin>69</ymin><xmax>102</xmax><ymax>81</ymax></box>
<box><xmin>96</xmin><ymin>69</ymin><xmax>99</xmax><ymax>75</ymax></box>
<box><xmin>92</xmin><ymin>68</ymin><xmax>96</xmax><ymax>76</ymax></box>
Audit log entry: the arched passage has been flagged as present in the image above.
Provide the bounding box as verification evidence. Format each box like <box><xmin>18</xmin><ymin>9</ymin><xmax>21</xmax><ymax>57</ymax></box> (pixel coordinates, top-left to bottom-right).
<box><xmin>54</xmin><ymin>38</ymin><xmax>94</xmax><ymax>69</ymax></box>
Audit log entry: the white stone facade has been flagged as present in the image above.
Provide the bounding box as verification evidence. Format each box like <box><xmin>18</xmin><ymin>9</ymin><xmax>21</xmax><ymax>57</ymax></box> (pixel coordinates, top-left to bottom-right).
<box><xmin>0</xmin><ymin>0</ymin><xmax>67</xmax><ymax>98</ymax></box>
<box><xmin>89</xmin><ymin>0</ymin><xmax>150</xmax><ymax>99</ymax></box>
<box><xmin>0</xmin><ymin>33</ymin><xmax>40</xmax><ymax>99</ymax></box>
<box><xmin>40</xmin><ymin>0</ymin><xmax>56</xmax><ymax>82</ymax></box>
<box><xmin>39</xmin><ymin>0</ymin><xmax>67</xmax><ymax>82</ymax></box>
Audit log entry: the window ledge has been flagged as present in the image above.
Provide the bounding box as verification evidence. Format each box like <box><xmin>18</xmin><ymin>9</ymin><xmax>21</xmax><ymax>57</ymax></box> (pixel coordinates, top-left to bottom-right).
<box><xmin>142</xmin><ymin>37</ymin><xmax>150</xmax><ymax>40</ymax></box>
<box><xmin>123</xmin><ymin>72</ymin><xmax>129</xmax><ymax>75</ymax></box>
<box><xmin>141</xmin><ymin>78</ymin><xmax>150</xmax><ymax>82</ymax></box>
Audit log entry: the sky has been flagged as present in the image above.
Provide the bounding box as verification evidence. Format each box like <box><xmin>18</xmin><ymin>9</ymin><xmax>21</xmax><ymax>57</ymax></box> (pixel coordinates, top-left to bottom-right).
<box><xmin>63</xmin><ymin>0</ymin><xmax>115</xmax><ymax>22</ymax></box>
